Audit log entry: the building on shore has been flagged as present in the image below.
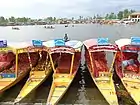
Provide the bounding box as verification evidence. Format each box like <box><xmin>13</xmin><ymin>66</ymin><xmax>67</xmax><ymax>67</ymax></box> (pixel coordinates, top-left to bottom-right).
<box><xmin>128</xmin><ymin>12</ymin><xmax>140</xmax><ymax>22</ymax></box>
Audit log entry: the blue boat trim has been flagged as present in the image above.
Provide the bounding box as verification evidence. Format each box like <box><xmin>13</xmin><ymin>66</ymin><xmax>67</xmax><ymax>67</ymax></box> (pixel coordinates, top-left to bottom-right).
<box><xmin>131</xmin><ymin>37</ymin><xmax>140</xmax><ymax>45</ymax></box>
<box><xmin>54</xmin><ymin>39</ymin><xmax>65</xmax><ymax>46</ymax></box>
<box><xmin>32</xmin><ymin>40</ymin><xmax>43</xmax><ymax>47</ymax></box>
<box><xmin>97</xmin><ymin>38</ymin><xmax>109</xmax><ymax>45</ymax></box>
<box><xmin>1</xmin><ymin>73</ymin><xmax>16</xmax><ymax>78</ymax></box>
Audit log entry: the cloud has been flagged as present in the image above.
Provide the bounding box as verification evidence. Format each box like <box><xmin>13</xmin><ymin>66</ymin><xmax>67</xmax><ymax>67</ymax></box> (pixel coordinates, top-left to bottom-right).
<box><xmin>0</xmin><ymin>0</ymin><xmax>139</xmax><ymax>18</ymax></box>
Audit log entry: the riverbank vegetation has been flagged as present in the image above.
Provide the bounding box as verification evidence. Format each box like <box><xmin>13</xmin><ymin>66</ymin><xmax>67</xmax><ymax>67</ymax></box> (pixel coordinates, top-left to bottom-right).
<box><xmin>0</xmin><ymin>9</ymin><xmax>137</xmax><ymax>26</ymax></box>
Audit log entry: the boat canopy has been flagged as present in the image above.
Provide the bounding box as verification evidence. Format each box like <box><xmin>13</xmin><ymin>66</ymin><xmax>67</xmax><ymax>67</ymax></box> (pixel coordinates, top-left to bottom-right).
<box><xmin>115</xmin><ymin>37</ymin><xmax>140</xmax><ymax>52</ymax></box>
<box><xmin>43</xmin><ymin>39</ymin><xmax>83</xmax><ymax>54</ymax></box>
<box><xmin>83</xmin><ymin>38</ymin><xmax>118</xmax><ymax>52</ymax></box>
<box><xmin>0</xmin><ymin>40</ymin><xmax>32</xmax><ymax>53</ymax></box>
<box><xmin>28</xmin><ymin>40</ymin><xmax>48</xmax><ymax>52</ymax></box>
<box><xmin>0</xmin><ymin>40</ymin><xmax>48</xmax><ymax>54</ymax></box>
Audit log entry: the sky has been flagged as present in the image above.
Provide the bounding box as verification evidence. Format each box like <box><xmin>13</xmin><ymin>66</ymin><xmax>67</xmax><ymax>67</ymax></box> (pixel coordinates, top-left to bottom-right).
<box><xmin>0</xmin><ymin>0</ymin><xmax>140</xmax><ymax>18</ymax></box>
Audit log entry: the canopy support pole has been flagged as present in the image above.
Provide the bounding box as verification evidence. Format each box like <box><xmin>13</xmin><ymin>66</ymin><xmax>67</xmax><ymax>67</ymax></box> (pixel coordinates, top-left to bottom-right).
<box><xmin>89</xmin><ymin>52</ymin><xmax>94</xmax><ymax>74</ymax></box>
<box><xmin>45</xmin><ymin>53</ymin><xmax>49</xmax><ymax>70</ymax></box>
<box><xmin>70</xmin><ymin>53</ymin><xmax>75</xmax><ymax>76</ymax></box>
<box><xmin>121</xmin><ymin>51</ymin><xmax>125</xmax><ymax>76</ymax></box>
<box><xmin>15</xmin><ymin>50</ymin><xmax>18</xmax><ymax>78</ymax></box>
<box><xmin>27</xmin><ymin>50</ymin><xmax>32</xmax><ymax>69</ymax></box>
<box><xmin>109</xmin><ymin>52</ymin><xmax>117</xmax><ymax>73</ymax></box>
<box><xmin>49</xmin><ymin>54</ymin><xmax>55</xmax><ymax>72</ymax></box>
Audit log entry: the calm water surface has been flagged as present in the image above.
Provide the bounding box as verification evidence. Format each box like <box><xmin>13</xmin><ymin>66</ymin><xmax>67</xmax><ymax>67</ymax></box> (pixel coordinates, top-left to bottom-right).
<box><xmin>0</xmin><ymin>24</ymin><xmax>140</xmax><ymax>105</ymax></box>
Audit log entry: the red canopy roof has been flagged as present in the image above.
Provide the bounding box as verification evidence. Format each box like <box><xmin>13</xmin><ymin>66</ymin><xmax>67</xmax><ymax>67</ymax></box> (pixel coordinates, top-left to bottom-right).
<box><xmin>83</xmin><ymin>39</ymin><xmax>118</xmax><ymax>52</ymax></box>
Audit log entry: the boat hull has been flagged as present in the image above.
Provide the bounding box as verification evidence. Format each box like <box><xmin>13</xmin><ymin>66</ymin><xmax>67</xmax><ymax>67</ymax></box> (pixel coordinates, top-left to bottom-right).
<box><xmin>119</xmin><ymin>76</ymin><xmax>140</xmax><ymax>105</ymax></box>
<box><xmin>87</xmin><ymin>65</ymin><xmax>118</xmax><ymax>105</ymax></box>
<box><xmin>115</xmin><ymin>62</ymin><xmax>140</xmax><ymax>105</ymax></box>
<box><xmin>14</xmin><ymin>62</ymin><xmax>52</xmax><ymax>103</ymax></box>
<box><xmin>47</xmin><ymin>73</ymin><xmax>76</xmax><ymax>105</ymax></box>
<box><xmin>0</xmin><ymin>70</ymin><xmax>30</xmax><ymax>93</ymax></box>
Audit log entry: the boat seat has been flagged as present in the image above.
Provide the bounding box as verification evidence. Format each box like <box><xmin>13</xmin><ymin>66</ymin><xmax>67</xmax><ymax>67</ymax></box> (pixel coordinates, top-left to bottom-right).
<box><xmin>125</xmin><ymin>64</ymin><xmax>138</xmax><ymax>72</ymax></box>
<box><xmin>52</xmin><ymin>96</ymin><xmax>59</xmax><ymax>97</ymax></box>
<box><xmin>56</xmin><ymin>85</ymin><xmax>66</xmax><ymax>88</ymax></box>
<box><xmin>99</xmin><ymin>72</ymin><xmax>111</xmax><ymax>77</ymax></box>
<box><xmin>56</xmin><ymin>60</ymin><xmax>71</xmax><ymax>73</ymax></box>
<box><xmin>100</xmin><ymin>88</ymin><xmax>112</xmax><ymax>90</ymax></box>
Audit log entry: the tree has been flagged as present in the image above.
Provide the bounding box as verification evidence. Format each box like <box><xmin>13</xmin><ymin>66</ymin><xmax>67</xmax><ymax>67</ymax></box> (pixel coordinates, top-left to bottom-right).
<box><xmin>123</xmin><ymin>9</ymin><xmax>129</xmax><ymax>18</ymax></box>
<box><xmin>48</xmin><ymin>17</ymin><xmax>53</xmax><ymax>22</ymax></box>
<box><xmin>117</xmin><ymin>11</ymin><xmax>123</xmax><ymax>20</ymax></box>
<box><xmin>53</xmin><ymin>17</ymin><xmax>56</xmax><ymax>21</ymax></box>
<box><xmin>93</xmin><ymin>15</ymin><xmax>96</xmax><ymax>19</ymax></box>
<box><xmin>105</xmin><ymin>14</ymin><xmax>109</xmax><ymax>19</ymax></box>
<box><xmin>0</xmin><ymin>16</ymin><xmax>5</xmax><ymax>22</ymax></box>
<box><xmin>72</xmin><ymin>17</ymin><xmax>74</xmax><ymax>20</ymax></box>
<box><xmin>16</xmin><ymin>17</ymin><xmax>29</xmax><ymax>23</ymax></box>
<box><xmin>44</xmin><ymin>17</ymin><xmax>53</xmax><ymax>23</ymax></box>
<box><xmin>96</xmin><ymin>14</ymin><xmax>103</xmax><ymax>19</ymax></box>
<box><xmin>9</xmin><ymin>16</ymin><xmax>15</xmax><ymax>22</ymax></box>
<box><xmin>38</xmin><ymin>19</ymin><xmax>42</xmax><ymax>21</ymax></box>
<box><xmin>130</xmin><ymin>9</ymin><xmax>135</xmax><ymax>13</ymax></box>
<box><xmin>79</xmin><ymin>16</ymin><xmax>83</xmax><ymax>20</ymax></box>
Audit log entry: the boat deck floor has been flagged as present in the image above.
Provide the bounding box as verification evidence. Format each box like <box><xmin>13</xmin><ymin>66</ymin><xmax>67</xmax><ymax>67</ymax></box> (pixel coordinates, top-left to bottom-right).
<box><xmin>122</xmin><ymin>78</ymin><xmax>140</xmax><ymax>105</ymax></box>
<box><xmin>47</xmin><ymin>74</ymin><xmax>73</xmax><ymax>105</ymax></box>
<box><xmin>94</xmin><ymin>76</ymin><xmax>118</xmax><ymax>105</ymax></box>
<box><xmin>14</xmin><ymin>70</ymin><xmax>51</xmax><ymax>103</ymax></box>
<box><xmin>0</xmin><ymin>78</ymin><xmax>15</xmax><ymax>91</ymax></box>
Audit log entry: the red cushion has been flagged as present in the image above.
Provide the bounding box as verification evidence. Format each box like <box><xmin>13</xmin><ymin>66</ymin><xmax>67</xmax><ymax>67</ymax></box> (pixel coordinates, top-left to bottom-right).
<box><xmin>126</xmin><ymin>64</ymin><xmax>138</xmax><ymax>72</ymax></box>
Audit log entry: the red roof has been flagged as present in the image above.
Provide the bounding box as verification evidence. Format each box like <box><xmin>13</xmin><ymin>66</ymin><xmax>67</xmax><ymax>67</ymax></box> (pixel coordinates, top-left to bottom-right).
<box><xmin>83</xmin><ymin>39</ymin><xmax>118</xmax><ymax>52</ymax></box>
<box><xmin>83</xmin><ymin>39</ymin><xmax>97</xmax><ymax>49</ymax></box>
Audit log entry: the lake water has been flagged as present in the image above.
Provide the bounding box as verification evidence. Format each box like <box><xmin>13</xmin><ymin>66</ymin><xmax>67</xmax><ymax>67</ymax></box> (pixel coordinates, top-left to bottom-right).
<box><xmin>0</xmin><ymin>24</ymin><xmax>140</xmax><ymax>105</ymax></box>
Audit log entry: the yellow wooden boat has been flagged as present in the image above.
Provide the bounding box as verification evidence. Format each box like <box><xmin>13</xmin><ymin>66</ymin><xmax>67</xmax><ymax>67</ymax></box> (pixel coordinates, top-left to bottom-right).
<box><xmin>14</xmin><ymin>40</ymin><xmax>52</xmax><ymax>103</ymax></box>
<box><xmin>0</xmin><ymin>41</ymin><xmax>38</xmax><ymax>93</ymax></box>
<box><xmin>115</xmin><ymin>38</ymin><xmax>140</xmax><ymax>105</ymax></box>
<box><xmin>83</xmin><ymin>38</ymin><xmax>118</xmax><ymax>105</ymax></box>
<box><xmin>44</xmin><ymin>39</ymin><xmax>83</xmax><ymax>105</ymax></box>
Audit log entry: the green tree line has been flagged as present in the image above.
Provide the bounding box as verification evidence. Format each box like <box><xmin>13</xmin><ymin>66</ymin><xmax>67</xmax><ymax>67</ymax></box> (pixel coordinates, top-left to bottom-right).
<box><xmin>104</xmin><ymin>9</ymin><xmax>135</xmax><ymax>20</ymax></box>
<box><xmin>0</xmin><ymin>16</ymin><xmax>57</xmax><ymax>25</ymax></box>
<box><xmin>0</xmin><ymin>9</ymin><xmax>137</xmax><ymax>25</ymax></box>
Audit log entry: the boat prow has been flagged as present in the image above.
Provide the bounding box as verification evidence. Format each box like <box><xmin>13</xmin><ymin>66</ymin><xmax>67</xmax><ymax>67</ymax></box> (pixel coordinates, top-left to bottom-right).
<box><xmin>83</xmin><ymin>38</ymin><xmax>118</xmax><ymax>105</ymax></box>
<box><xmin>45</xmin><ymin>39</ymin><xmax>83</xmax><ymax>105</ymax></box>
<box><xmin>14</xmin><ymin>69</ymin><xmax>52</xmax><ymax>103</ymax></box>
<box><xmin>0</xmin><ymin>78</ymin><xmax>16</xmax><ymax>92</ymax></box>
<box><xmin>0</xmin><ymin>41</ymin><xmax>37</xmax><ymax>94</ymax></box>
<box><xmin>121</xmin><ymin>77</ymin><xmax>140</xmax><ymax>105</ymax></box>
<box><xmin>94</xmin><ymin>72</ymin><xmax>118</xmax><ymax>105</ymax></box>
<box><xmin>0</xmin><ymin>70</ymin><xmax>30</xmax><ymax>94</ymax></box>
<box><xmin>14</xmin><ymin>41</ymin><xmax>52</xmax><ymax>103</ymax></box>
<box><xmin>47</xmin><ymin>74</ymin><xmax>73</xmax><ymax>105</ymax></box>
<box><xmin>115</xmin><ymin>37</ymin><xmax>140</xmax><ymax>105</ymax></box>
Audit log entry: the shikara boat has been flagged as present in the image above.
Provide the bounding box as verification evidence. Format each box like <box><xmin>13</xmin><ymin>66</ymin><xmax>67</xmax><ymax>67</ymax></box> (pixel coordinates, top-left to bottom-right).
<box><xmin>44</xmin><ymin>25</ymin><xmax>55</xmax><ymax>29</ymax></box>
<box><xmin>115</xmin><ymin>37</ymin><xmax>140</xmax><ymax>105</ymax></box>
<box><xmin>12</xmin><ymin>27</ymin><xmax>20</xmax><ymax>30</ymax></box>
<box><xmin>83</xmin><ymin>38</ymin><xmax>118</xmax><ymax>105</ymax></box>
<box><xmin>0</xmin><ymin>41</ymin><xmax>39</xmax><ymax>93</ymax></box>
<box><xmin>44</xmin><ymin>39</ymin><xmax>83</xmax><ymax>105</ymax></box>
<box><xmin>14</xmin><ymin>40</ymin><xmax>52</xmax><ymax>103</ymax></box>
